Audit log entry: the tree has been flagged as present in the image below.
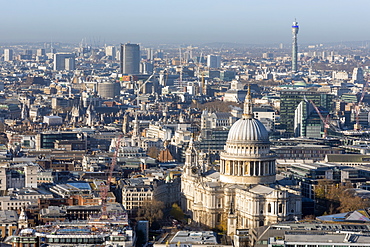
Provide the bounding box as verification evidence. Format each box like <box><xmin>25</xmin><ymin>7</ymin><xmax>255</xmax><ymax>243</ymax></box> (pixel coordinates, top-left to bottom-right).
<box><xmin>170</xmin><ymin>203</ymin><xmax>185</xmax><ymax>222</ymax></box>
<box><xmin>314</xmin><ymin>180</ymin><xmax>370</xmax><ymax>214</ymax></box>
<box><xmin>136</xmin><ymin>199</ymin><xmax>164</xmax><ymax>226</ymax></box>
<box><xmin>215</xmin><ymin>213</ymin><xmax>227</xmax><ymax>233</ymax></box>
<box><xmin>338</xmin><ymin>188</ymin><xmax>370</xmax><ymax>212</ymax></box>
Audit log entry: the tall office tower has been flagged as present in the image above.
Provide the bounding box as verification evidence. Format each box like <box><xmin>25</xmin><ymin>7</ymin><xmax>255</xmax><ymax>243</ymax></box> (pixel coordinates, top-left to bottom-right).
<box><xmin>36</xmin><ymin>49</ymin><xmax>46</xmax><ymax>56</ymax></box>
<box><xmin>105</xmin><ymin>46</ymin><xmax>116</xmax><ymax>59</ymax></box>
<box><xmin>292</xmin><ymin>20</ymin><xmax>299</xmax><ymax>72</ymax></box>
<box><xmin>120</xmin><ymin>43</ymin><xmax>140</xmax><ymax>74</ymax></box>
<box><xmin>25</xmin><ymin>50</ymin><xmax>32</xmax><ymax>56</ymax></box>
<box><xmin>207</xmin><ymin>55</ymin><xmax>221</xmax><ymax>68</ymax></box>
<box><xmin>4</xmin><ymin>49</ymin><xmax>13</xmax><ymax>61</ymax></box>
<box><xmin>146</xmin><ymin>48</ymin><xmax>153</xmax><ymax>60</ymax></box>
<box><xmin>53</xmin><ymin>53</ymin><xmax>76</xmax><ymax>71</ymax></box>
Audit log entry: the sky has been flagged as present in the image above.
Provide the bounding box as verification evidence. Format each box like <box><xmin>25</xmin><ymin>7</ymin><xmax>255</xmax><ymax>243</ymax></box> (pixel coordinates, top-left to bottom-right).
<box><xmin>0</xmin><ymin>0</ymin><xmax>369</xmax><ymax>45</ymax></box>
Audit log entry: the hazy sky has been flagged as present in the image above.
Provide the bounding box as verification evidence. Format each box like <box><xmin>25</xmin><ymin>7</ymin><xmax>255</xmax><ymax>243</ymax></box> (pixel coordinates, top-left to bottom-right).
<box><xmin>1</xmin><ymin>0</ymin><xmax>369</xmax><ymax>45</ymax></box>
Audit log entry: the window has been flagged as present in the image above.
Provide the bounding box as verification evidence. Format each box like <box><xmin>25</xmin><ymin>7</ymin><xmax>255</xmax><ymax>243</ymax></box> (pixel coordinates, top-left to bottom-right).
<box><xmin>268</xmin><ymin>203</ymin><xmax>271</xmax><ymax>213</ymax></box>
<box><xmin>216</xmin><ymin>214</ymin><xmax>221</xmax><ymax>223</ymax></box>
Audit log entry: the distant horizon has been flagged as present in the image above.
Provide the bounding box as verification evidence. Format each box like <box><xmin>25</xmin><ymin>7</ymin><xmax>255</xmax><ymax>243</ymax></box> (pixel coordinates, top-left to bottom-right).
<box><xmin>1</xmin><ymin>39</ymin><xmax>370</xmax><ymax>49</ymax></box>
<box><xmin>1</xmin><ymin>0</ymin><xmax>370</xmax><ymax>46</ymax></box>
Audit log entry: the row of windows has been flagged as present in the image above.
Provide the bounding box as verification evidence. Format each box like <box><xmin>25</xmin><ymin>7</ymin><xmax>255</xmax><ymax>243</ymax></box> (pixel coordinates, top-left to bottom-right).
<box><xmin>124</xmin><ymin>202</ymin><xmax>141</xmax><ymax>206</ymax></box>
<box><xmin>124</xmin><ymin>197</ymin><xmax>151</xmax><ymax>201</ymax></box>
<box><xmin>1</xmin><ymin>202</ymin><xmax>29</xmax><ymax>206</ymax></box>
<box><xmin>48</xmin><ymin>238</ymin><xmax>103</xmax><ymax>243</ymax></box>
<box><xmin>124</xmin><ymin>193</ymin><xmax>151</xmax><ymax>197</ymax></box>
<box><xmin>284</xmin><ymin>245</ymin><xmax>358</xmax><ymax>247</ymax></box>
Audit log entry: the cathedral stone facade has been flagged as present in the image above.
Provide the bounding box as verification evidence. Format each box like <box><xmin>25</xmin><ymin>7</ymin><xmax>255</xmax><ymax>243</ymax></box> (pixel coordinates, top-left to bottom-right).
<box><xmin>181</xmin><ymin>90</ymin><xmax>301</xmax><ymax>235</ymax></box>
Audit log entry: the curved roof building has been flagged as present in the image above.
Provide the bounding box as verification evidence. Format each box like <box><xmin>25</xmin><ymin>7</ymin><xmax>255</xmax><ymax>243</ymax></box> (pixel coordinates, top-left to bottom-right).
<box><xmin>220</xmin><ymin>87</ymin><xmax>276</xmax><ymax>185</ymax></box>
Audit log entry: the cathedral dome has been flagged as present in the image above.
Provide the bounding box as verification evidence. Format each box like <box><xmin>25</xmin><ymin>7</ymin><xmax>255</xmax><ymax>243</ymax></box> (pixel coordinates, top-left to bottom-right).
<box><xmin>219</xmin><ymin>86</ymin><xmax>276</xmax><ymax>185</ymax></box>
<box><xmin>227</xmin><ymin>118</ymin><xmax>269</xmax><ymax>143</ymax></box>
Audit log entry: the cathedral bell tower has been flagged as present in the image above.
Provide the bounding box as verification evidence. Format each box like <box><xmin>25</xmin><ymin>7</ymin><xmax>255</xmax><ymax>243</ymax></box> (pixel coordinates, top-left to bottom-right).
<box><xmin>18</xmin><ymin>207</ymin><xmax>29</xmax><ymax>229</ymax></box>
<box><xmin>184</xmin><ymin>137</ymin><xmax>200</xmax><ymax>176</ymax></box>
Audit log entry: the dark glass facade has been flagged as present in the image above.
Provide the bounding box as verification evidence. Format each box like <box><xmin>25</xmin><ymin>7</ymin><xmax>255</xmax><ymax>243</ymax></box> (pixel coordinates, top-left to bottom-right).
<box><xmin>280</xmin><ymin>90</ymin><xmax>334</xmax><ymax>135</ymax></box>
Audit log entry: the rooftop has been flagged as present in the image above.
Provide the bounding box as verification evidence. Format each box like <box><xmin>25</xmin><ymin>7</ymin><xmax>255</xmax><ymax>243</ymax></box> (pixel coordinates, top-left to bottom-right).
<box><xmin>170</xmin><ymin>231</ymin><xmax>218</xmax><ymax>244</ymax></box>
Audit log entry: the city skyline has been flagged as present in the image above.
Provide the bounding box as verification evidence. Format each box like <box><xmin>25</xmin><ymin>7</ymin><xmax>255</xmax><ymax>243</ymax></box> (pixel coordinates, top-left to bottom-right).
<box><xmin>1</xmin><ymin>0</ymin><xmax>370</xmax><ymax>45</ymax></box>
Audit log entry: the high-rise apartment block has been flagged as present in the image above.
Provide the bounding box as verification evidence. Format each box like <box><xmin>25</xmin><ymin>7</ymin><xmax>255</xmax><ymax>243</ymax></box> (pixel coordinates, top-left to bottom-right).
<box><xmin>37</xmin><ymin>48</ymin><xmax>46</xmax><ymax>56</ymax></box>
<box><xmin>105</xmin><ymin>46</ymin><xmax>116</xmax><ymax>59</ymax></box>
<box><xmin>53</xmin><ymin>53</ymin><xmax>76</xmax><ymax>71</ymax></box>
<box><xmin>207</xmin><ymin>55</ymin><xmax>221</xmax><ymax>68</ymax></box>
<box><xmin>146</xmin><ymin>48</ymin><xmax>154</xmax><ymax>60</ymax></box>
<box><xmin>120</xmin><ymin>43</ymin><xmax>140</xmax><ymax>74</ymax></box>
<box><xmin>352</xmin><ymin>67</ymin><xmax>365</xmax><ymax>84</ymax></box>
<box><xmin>4</xmin><ymin>49</ymin><xmax>13</xmax><ymax>61</ymax></box>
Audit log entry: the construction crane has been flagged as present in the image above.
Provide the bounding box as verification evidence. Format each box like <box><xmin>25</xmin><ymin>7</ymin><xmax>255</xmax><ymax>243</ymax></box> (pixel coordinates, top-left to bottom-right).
<box><xmin>310</xmin><ymin>100</ymin><xmax>330</xmax><ymax>138</ymax></box>
<box><xmin>130</xmin><ymin>72</ymin><xmax>156</xmax><ymax>106</ymax></box>
<box><xmin>100</xmin><ymin>135</ymin><xmax>122</xmax><ymax>219</ymax></box>
<box><xmin>355</xmin><ymin>75</ymin><xmax>370</xmax><ymax>130</ymax></box>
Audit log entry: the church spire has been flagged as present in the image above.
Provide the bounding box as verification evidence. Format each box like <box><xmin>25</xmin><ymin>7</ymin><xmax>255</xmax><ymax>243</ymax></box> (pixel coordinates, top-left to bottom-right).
<box><xmin>18</xmin><ymin>207</ymin><xmax>29</xmax><ymax>229</ymax></box>
<box><xmin>243</xmin><ymin>84</ymin><xmax>253</xmax><ymax>119</ymax></box>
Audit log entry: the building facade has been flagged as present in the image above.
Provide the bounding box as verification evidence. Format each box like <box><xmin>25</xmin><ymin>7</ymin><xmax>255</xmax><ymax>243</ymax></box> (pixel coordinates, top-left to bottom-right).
<box><xmin>4</xmin><ymin>49</ymin><xmax>14</xmax><ymax>61</ymax></box>
<box><xmin>53</xmin><ymin>53</ymin><xmax>75</xmax><ymax>71</ymax></box>
<box><xmin>120</xmin><ymin>43</ymin><xmax>140</xmax><ymax>74</ymax></box>
<box><xmin>280</xmin><ymin>90</ymin><xmax>334</xmax><ymax>136</ymax></box>
<box><xmin>181</xmin><ymin>91</ymin><xmax>301</xmax><ymax>235</ymax></box>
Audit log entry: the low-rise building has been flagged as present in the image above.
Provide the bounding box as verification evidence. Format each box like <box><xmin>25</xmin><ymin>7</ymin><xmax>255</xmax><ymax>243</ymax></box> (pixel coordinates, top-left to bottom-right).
<box><xmin>0</xmin><ymin>163</ymin><xmax>38</xmax><ymax>190</ymax></box>
<box><xmin>0</xmin><ymin>210</ymin><xmax>18</xmax><ymax>238</ymax></box>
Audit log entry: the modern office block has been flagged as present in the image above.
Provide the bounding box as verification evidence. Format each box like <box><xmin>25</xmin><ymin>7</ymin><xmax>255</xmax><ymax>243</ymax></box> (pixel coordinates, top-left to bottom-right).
<box><xmin>207</xmin><ymin>55</ymin><xmax>221</xmax><ymax>68</ymax></box>
<box><xmin>120</xmin><ymin>43</ymin><xmax>140</xmax><ymax>74</ymax></box>
<box><xmin>53</xmin><ymin>53</ymin><xmax>75</xmax><ymax>71</ymax></box>
<box><xmin>280</xmin><ymin>90</ymin><xmax>334</xmax><ymax>136</ymax></box>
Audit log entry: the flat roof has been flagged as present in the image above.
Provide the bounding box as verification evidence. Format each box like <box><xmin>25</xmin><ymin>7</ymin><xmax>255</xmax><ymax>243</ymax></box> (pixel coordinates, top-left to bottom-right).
<box><xmin>170</xmin><ymin>231</ymin><xmax>218</xmax><ymax>244</ymax></box>
<box><xmin>284</xmin><ymin>233</ymin><xmax>370</xmax><ymax>244</ymax></box>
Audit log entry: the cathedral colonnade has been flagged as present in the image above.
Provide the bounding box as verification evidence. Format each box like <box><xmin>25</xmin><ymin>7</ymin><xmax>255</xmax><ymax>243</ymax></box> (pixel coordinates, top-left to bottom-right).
<box><xmin>220</xmin><ymin>159</ymin><xmax>276</xmax><ymax>176</ymax></box>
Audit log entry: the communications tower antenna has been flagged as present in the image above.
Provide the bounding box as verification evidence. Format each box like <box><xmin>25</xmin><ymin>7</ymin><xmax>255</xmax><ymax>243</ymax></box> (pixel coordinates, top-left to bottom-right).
<box><xmin>292</xmin><ymin>19</ymin><xmax>299</xmax><ymax>73</ymax></box>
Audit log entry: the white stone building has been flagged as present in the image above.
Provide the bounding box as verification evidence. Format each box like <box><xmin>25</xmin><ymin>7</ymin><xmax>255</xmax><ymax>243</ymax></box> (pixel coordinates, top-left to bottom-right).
<box><xmin>0</xmin><ymin>163</ymin><xmax>38</xmax><ymax>190</ymax></box>
<box><xmin>181</xmin><ymin>90</ymin><xmax>301</xmax><ymax>235</ymax></box>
